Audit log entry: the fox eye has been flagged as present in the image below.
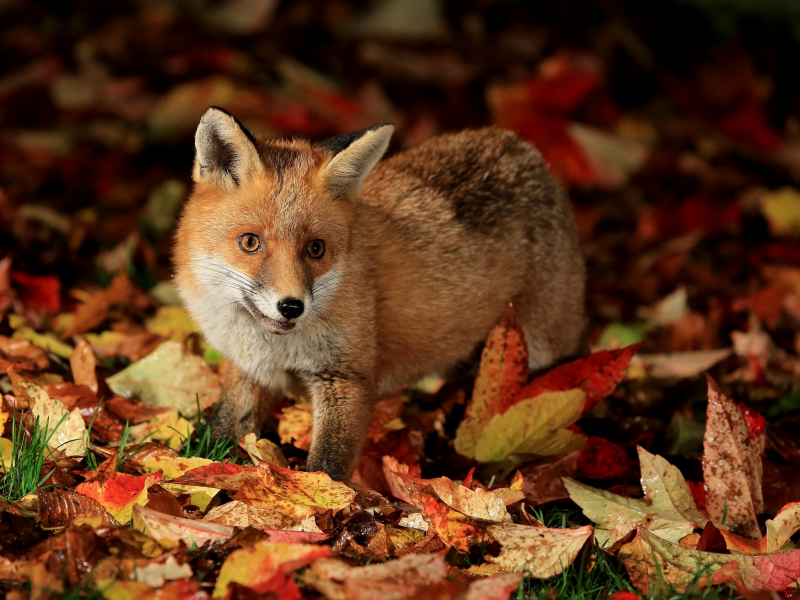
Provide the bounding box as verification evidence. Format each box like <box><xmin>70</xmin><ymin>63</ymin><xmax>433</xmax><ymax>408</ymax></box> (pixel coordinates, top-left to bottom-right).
<box><xmin>307</xmin><ymin>239</ymin><xmax>325</xmax><ymax>259</ymax></box>
<box><xmin>238</xmin><ymin>233</ymin><xmax>261</xmax><ymax>253</ymax></box>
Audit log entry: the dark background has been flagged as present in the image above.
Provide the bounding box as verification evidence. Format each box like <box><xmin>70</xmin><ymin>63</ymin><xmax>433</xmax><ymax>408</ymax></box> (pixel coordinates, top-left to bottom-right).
<box><xmin>3</xmin><ymin>0</ymin><xmax>800</xmax><ymax>346</ymax></box>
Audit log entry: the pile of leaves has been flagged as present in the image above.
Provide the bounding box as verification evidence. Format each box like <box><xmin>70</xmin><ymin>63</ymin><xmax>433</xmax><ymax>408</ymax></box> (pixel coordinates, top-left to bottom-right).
<box><xmin>5</xmin><ymin>0</ymin><xmax>800</xmax><ymax>598</ymax></box>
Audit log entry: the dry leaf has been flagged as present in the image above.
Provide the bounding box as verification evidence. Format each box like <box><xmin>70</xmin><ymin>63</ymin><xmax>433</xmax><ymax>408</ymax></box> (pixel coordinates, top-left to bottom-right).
<box><xmin>204</xmin><ymin>500</ymin><xmax>322</xmax><ymax>532</ymax></box>
<box><xmin>241</xmin><ymin>433</ymin><xmax>289</xmax><ymax>467</ymax></box>
<box><xmin>133</xmin><ymin>504</ymin><xmax>233</xmax><ymax>548</ymax></box>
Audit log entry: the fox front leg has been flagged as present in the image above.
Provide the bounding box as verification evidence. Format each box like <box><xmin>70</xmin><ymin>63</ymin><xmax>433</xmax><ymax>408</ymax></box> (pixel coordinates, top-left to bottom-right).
<box><xmin>208</xmin><ymin>361</ymin><xmax>269</xmax><ymax>442</ymax></box>
<box><xmin>306</xmin><ymin>370</ymin><xmax>375</xmax><ymax>481</ymax></box>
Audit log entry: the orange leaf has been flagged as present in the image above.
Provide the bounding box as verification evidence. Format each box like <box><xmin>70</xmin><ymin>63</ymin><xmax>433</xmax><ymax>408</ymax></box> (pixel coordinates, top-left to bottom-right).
<box><xmin>76</xmin><ymin>471</ymin><xmax>161</xmax><ymax>524</ymax></box>
<box><xmin>69</xmin><ymin>338</ymin><xmax>98</xmax><ymax>393</ymax></box>
<box><xmin>454</xmin><ymin>307</ymin><xmax>528</xmax><ymax>459</ymax></box>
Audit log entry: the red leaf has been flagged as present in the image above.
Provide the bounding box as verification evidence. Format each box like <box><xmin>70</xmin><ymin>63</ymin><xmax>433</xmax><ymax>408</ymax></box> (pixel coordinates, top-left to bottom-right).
<box><xmin>10</xmin><ymin>271</ymin><xmax>61</xmax><ymax>312</ymax></box>
<box><xmin>576</xmin><ymin>436</ymin><xmax>631</xmax><ymax>480</ymax></box>
<box><xmin>738</xmin><ymin>403</ymin><xmax>766</xmax><ymax>438</ymax></box>
<box><xmin>519</xmin><ymin>342</ymin><xmax>643</xmax><ymax>413</ymax></box>
<box><xmin>696</xmin><ymin>522</ymin><xmax>729</xmax><ymax>553</ymax></box>
<box><xmin>686</xmin><ymin>480</ymin><xmax>707</xmax><ymax>510</ymax></box>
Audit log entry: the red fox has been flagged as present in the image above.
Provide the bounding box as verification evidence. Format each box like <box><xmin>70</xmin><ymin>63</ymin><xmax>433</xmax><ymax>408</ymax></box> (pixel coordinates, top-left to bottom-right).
<box><xmin>174</xmin><ymin>107</ymin><xmax>586</xmax><ymax>480</ymax></box>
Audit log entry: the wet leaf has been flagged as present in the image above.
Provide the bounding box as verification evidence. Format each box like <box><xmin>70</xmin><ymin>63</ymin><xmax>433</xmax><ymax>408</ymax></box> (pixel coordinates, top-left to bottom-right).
<box><xmin>486</xmin><ymin>520</ymin><xmax>593</xmax><ymax>576</ymax></box>
<box><xmin>703</xmin><ymin>375</ymin><xmax>763</xmax><ymax>538</ymax></box>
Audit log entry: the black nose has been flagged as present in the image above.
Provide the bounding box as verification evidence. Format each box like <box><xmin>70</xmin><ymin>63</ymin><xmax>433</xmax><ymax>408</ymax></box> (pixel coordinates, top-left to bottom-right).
<box><xmin>277</xmin><ymin>298</ymin><xmax>304</xmax><ymax>320</ymax></box>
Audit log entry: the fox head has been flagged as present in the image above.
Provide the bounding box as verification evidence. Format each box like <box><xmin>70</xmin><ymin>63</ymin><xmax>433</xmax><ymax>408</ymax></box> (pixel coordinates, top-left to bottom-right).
<box><xmin>174</xmin><ymin>107</ymin><xmax>393</xmax><ymax>338</ymax></box>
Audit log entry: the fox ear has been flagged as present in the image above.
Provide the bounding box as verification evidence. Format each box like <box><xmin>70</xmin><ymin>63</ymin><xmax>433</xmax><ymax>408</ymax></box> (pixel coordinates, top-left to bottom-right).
<box><xmin>193</xmin><ymin>107</ymin><xmax>262</xmax><ymax>187</ymax></box>
<box><xmin>318</xmin><ymin>123</ymin><xmax>394</xmax><ymax>197</ymax></box>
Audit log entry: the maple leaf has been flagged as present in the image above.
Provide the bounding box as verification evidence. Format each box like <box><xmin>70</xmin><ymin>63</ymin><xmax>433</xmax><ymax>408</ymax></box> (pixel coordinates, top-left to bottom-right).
<box><xmin>703</xmin><ymin>375</ymin><xmax>764</xmax><ymax>539</ymax></box>
<box><xmin>634</xmin><ymin>525</ymin><xmax>800</xmax><ymax>593</ymax></box>
<box><xmin>213</xmin><ymin>541</ymin><xmax>331</xmax><ymax>599</ymax></box>
<box><xmin>486</xmin><ymin>520</ymin><xmax>594</xmax><ymax>576</ymax></box>
<box><xmin>564</xmin><ymin>446</ymin><xmax>704</xmax><ymax>547</ymax></box>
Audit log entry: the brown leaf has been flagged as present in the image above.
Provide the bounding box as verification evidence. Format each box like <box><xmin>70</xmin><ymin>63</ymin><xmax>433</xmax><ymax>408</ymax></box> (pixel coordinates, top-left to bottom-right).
<box><xmin>519</xmin><ymin>452</ymin><xmax>579</xmax><ymax>505</ymax></box>
<box><xmin>38</xmin><ymin>488</ymin><xmax>117</xmax><ymax>528</ymax></box>
<box><xmin>703</xmin><ymin>375</ymin><xmax>763</xmax><ymax>538</ymax></box>
<box><xmin>62</xmin><ymin>272</ymin><xmax>134</xmax><ymax>338</ymax></box>
<box><xmin>69</xmin><ymin>338</ymin><xmax>98</xmax><ymax>392</ymax></box>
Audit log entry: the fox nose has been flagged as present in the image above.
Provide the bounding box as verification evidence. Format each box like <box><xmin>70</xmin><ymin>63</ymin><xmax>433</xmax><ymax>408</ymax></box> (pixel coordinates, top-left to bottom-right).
<box><xmin>277</xmin><ymin>298</ymin><xmax>304</xmax><ymax>320</ymax></box>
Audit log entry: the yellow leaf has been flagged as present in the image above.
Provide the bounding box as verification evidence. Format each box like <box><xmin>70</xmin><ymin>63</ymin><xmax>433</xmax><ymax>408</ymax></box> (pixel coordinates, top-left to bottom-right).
<box><xmin>129</xmin><ymin>410</ymin><xmax>194</xmax><ymax>449</ymax></box>
<box><xmin>474</xmin><ymin>390</ymin><xmax>586</xmax><ymax>463</ymax></box>
<box><xmin>761</xmin><ymin>187</ymin><xmax>800</xmax><ymax>237</ymax></box>
<box><xmin>0</xmin><ymin>438</ymin><xmax>13</xmax><ymax>472</ymax></box>
<box><xmin>13</xmin><ymin>327</ymin><xmax>73</xmax><ymax>359</ymax></box>
<box><xmin>241</xmin><ymin>432</ymin><xmax>288</xmax><ymax>467</ymax></box>
<box><xmin>144</xmin><ymin>306</ymin><xmax>197</xmax><ymax>341</ymax></box>
<box><xmin>9</xmin><ymin>368</ymin><xmax>88</xmax><ymax>456</ymax></box>
<box><xmin>427</xmin><ymin>477</ymin><xmax>511</xmax><ymax>523</ymax></box>
<box><xmin>213</xmin><ymin>541</ymin><xmax>331</xmax><ymax>598</ymax></box>
<box><xmin>138</xmin><ymin>453</ymin><xmax>219</xmax><ymax>510</ymax></box>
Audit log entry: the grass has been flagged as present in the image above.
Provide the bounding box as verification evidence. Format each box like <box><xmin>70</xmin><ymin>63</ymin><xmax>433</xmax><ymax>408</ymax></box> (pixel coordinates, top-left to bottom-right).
<box><xmin>512</xmin><ymin>506</ymin><xmax>742</xmax><ymax>600</ymax></box>
<box><xmin>176</xmin><ymin>395</ymin><xmax>236</xmax><ymax>462</ymax></box>
<box><xmin>0</xmin><ymin>413</ymin><xmax>68</xmax><ymax>501</ymax></box>
<box><xmin>84</xmin><ymin>398</ymin><xmax>103</xmax><ymax>471</ymax></box>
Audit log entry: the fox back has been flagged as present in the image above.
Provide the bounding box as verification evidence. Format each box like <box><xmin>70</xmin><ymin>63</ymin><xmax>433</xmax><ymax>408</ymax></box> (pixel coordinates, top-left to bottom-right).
<box><xmin>174</xmin><ymin>107</ymin><xmax>585</xmax><ymax>480</ymax></box>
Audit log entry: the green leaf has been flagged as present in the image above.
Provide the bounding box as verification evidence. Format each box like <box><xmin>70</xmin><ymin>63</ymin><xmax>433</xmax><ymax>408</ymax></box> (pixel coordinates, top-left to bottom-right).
<box><xmin>474</xmin><ymin>389</ymin><xmax>586</xmax><ymax>463</ymax></box>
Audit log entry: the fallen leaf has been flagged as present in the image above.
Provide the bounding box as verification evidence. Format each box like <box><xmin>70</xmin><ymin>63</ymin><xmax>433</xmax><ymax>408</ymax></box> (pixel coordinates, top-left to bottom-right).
<box><xmin>454</xmin><ymin>307</ymin><xmax>529</xmax><ymax>459</ymax></box>
<box><xmin>417</xmin><ymin>488</ymin><xmax>487</xmax><ymax>552</ymax></box>
<box><xmin>204</xmin><ymin>500</ymin><xmax>321</xmax><ymax>532</ymax></box>
<box><xmin>213</xmin><ymin>541</ymin><xmax>331</xmax><ymax>598</ymax></box>
<box><xmin>129</xmin><ymin>409</ymin><xmax>194</xmax><ymax>449</ymax></box>
<box><xmin>38</xmin><ymin>488</ymin><xmax>117</xmax><ymax>528</ymax></box>
<box><xmin>427</xmin><ymin>477</ymin><xmax>511</xmax><ymax>522</ymax></box>
<box><xmin>241</xmin><ymin>432</ymin><xmax>288</xmax><ymax>467</ymax></box>
<box><xmin>144</xmin><ymin>306</ymin><xmax>197</xmax><ymax>341</ymax></box>
<box><xmin>703</xmin><ymin>375</ymin><xmax>763</xmax><ymax>539</ymax></box>
<box><xmin>519</xmin><ymin>343</ymin><xmax>643</xmax><ymax>413</ymax></box>
<box><xmin>486</xmin><ymin>520</ymin><xmax>593</xmax><ymax>577</ymax></box>
<box><xmin>106</xmin><ymin>341</ymin><xmax>220</xmax><ymax>416</ymax></box>
<box><xmin>63</xmin><ymin>272</ymin><xmax>134</xmax><ymax>338</ymax></box>
<box><xmin>474</xmin><ymin>389</ymin><xmax>586</xmax><ymax>463</ymax></box>
<box><xmin>130</xmin><ymin>555</ymin><xmax>192</xmax><ymax>587</ymax></box>
<box><xmin>761</xmin><ymin>187</ymin><xmax>800</xmax><ymax>237</ymax></box>
<box><xmin>13</xmin><ymin>326</ymin><xmax>73</xmax><ymax>358</ymax></box>
<box><xmin>10</xmin><ymin>271</ymin><xmax>61</xmax><ymax>313</ymax></box>
<box><xmin>634</xmin><ymin>349</ymin><xmax>732</xmax><ymax>379</ymax></box>
<box><xmin>638</xmin><ymin>446</ymin><xmax>708</xmax><ymax>526</ymax></box>
<box><xmin>10</xmin><ymin>367</ymin><xmax>89</xmax><ymax>456</ymax></box>
<box><xmin>69</xmin><ymin>338</ymin><xmax>98</xmax><ymax>393</ymax></box>
<box><xmin>618</xmin><ymin>526</ymin><xmax>694</xmax><ymax>594</ymax></box>
<box><xmin>133</xmin><ymin>504</ymin><xmax>233</xmax><ymax>548</ymax></box>
<box><xmin>563</xmin><ymin>477</ymin><xmax>696</xmax><ymax>547</ymax></box>
<box><xmin>77</xmin><ymin>472</ymin><xmax>162</xmax><ymax>524</ymax></box>
<box><xmin>100</xmin><ymin>579</ymin><xmax>212</xmax><ymax>600</ymax></box>
<box><xmin>136</xmin><ymin>453</ymin><xmax>220</xmax><ymax>510</ymax></box>
<box><xmin>277</xmin><ymin>402</ymin><xmax>313</xmax><ymax>450</ymax></box>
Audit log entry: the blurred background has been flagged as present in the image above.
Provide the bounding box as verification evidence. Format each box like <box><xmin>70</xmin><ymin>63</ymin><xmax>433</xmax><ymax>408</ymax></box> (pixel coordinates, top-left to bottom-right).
<box><xmin>4</xmin><ymin>0</ymin><xmax>800</xmax><ymax>349</ymax></box>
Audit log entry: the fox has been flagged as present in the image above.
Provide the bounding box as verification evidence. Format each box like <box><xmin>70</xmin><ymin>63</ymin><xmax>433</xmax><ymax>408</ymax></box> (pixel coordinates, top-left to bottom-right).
<box><xmin>174</xmin><ymin>106</ymin><xmax>586</xmax><ymax>481</ymax></box>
